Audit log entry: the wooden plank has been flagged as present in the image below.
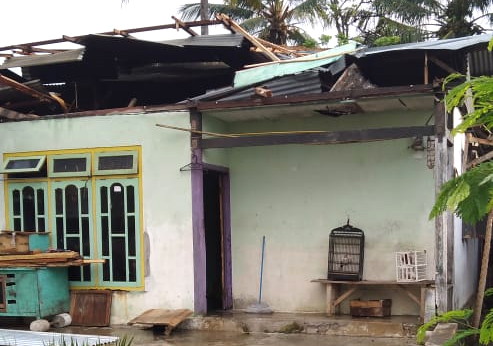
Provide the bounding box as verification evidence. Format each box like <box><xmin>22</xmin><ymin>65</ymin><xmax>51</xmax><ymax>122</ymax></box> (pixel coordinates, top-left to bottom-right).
<box><xmin>466</xmin><ymin>150</ymin><xmax>493</xmax><ymax>168</ymax></box>
<box><xmin>201</xmin><ymin>125</ymin><xmax>435</xmax><ymax>149</ymax></box>
<box><xmin>127</xmin><ymin>308</ymin><xmax>193</xmax><ymax>331</ymax></box>
<box><xmin>172</xmin><ymin>16</ymin><xmax>198</xmax><ymax>36</ymax></box>
<box><xmin>70</xmin><ymin>290</ymin><xmax>112</xmax><ymax>326</ymax></box>
<box><xmin>311</xmin><ymin>279</ymin><xmax>435</xmax><ymax>285</ymax></box>
<box><xmin>216</xmin><ymin>13</ymin><xmax>279</xmax><ymax>62</ymax></box>
<box><xmin>0</xmin><ymin>20</ymin><xmax>223</xmax><ymax>52</ymax></box>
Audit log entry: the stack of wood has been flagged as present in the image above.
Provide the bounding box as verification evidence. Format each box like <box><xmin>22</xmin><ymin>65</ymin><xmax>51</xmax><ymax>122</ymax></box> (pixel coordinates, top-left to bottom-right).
<box><xmin>0</xmin><ymin>251</ymin><xmax>103</xmax><ymax>268</ymax></box>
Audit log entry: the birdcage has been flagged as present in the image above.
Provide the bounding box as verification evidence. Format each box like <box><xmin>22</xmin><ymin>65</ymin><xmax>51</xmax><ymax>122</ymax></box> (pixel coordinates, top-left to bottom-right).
<box><xmin>327</xmin><ymin>221</ymin><xmax>365</xmax><ymax>281</ymax></box>
<box><xmin>395</xmin><ymin>250</ymin><xmax>427</xmax><ymax>282</ymax></box>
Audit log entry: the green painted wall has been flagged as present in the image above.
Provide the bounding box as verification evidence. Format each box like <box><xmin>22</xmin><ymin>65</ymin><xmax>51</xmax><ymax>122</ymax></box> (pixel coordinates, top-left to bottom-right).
<box><xmin>0</xmin><ymin>111</ymin><xmax>194</xmax><ymax>323</ymax></box>
<box><xmin>220</xmin><ymin>111</ymin><xmax>436</xmax><ymax>314</ymax></box>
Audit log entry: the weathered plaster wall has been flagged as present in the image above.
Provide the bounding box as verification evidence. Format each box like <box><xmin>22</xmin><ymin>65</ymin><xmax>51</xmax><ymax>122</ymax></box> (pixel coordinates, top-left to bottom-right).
<box><xmin>0</xmin><ymin>111</ymin><xmax>194</xmax><ymax>324</ymax></box>
<box><xmin>223</xmin><ymin>111</ymin><xmax>437</xmax><ymax>315</ymax></box>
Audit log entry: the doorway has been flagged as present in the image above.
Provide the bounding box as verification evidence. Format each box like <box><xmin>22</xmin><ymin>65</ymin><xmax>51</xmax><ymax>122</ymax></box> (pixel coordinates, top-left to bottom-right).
<box><xmin>203</xmin><ymin>169</ymin><xmax>232</xmax><ymax>312</ymax></box>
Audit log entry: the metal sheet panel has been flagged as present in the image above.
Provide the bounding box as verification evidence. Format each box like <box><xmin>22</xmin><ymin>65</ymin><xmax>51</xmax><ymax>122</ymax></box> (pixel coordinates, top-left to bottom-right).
<box><xmin>355</xmin><ymin>33</ymin><xmax>493</xmax><ymax>57</ymax></box>
<box><xmin>0</xmin><ymin>49</ymin><xmax>85</xmax><ymax>69</ymax></box>
<box><xmin>233</xmin><ymin>42</ymin><xmax>358</xmax><ymax>88</ymax></box>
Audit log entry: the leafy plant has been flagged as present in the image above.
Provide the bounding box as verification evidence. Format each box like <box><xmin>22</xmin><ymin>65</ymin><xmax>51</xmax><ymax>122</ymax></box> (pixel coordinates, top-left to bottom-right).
<box><xmin>417</xmin><ymin>289</ymin><xmax>493</xmax><ymax>345</ymax></box>
<box><xmin>42</xmin><ymin>334</ymin><xmax>133</xmax><ymax>346</ymax></box>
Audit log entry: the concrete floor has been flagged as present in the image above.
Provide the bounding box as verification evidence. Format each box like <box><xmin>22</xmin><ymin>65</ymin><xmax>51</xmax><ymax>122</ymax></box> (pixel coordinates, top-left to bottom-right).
<box><xmin>3</xmin><ymin>312</ymin><xmax>423</xmax><ymax>345</ymax></box>
<box><xmin>50</xmin><ymin>311</ymin><xmax>422</xmax><ymax>346</ymax></box>
<box><xmin>56</xmin><ymin>325</ymin><xmax>421</xmax><ymax>346</ymax></box>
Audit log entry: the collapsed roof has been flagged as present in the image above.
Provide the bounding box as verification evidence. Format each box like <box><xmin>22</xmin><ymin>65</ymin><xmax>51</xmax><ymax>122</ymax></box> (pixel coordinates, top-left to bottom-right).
<box><xmin>0</xmin><ymin>18</ymin><xmax>492</xmax><ymax>119</ymax></box>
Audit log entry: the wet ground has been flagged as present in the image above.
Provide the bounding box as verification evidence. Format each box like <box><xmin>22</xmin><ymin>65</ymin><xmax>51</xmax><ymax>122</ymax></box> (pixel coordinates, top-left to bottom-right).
<box><xmin>55</xmin><ymin>325</ymin><xmax>420</xmax><ymax>346</ymax></box>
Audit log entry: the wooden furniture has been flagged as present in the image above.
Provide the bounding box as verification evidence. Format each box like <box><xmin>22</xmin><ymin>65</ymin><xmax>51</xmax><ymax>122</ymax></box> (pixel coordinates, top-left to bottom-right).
<box><xmin>0</xmin><ymin>267</ymin><xmax>69</xmax><ymax>319</ymax></box>
<box><xmin>311</xmin><ymin>279</ymin><xmax>434</xmax><ymax>322</ymax></box>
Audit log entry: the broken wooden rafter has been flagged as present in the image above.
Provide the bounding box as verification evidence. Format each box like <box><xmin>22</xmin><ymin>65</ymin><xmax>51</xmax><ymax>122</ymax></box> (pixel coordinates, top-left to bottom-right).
<box><xmin>172</xmin><ymin>16</ymin><xmax>198</xmax><ymax>36</ymax></box>
<box><xmin>0</xmin><ymin>20</ymin><xmax>223</xmax><ymax>54</ymax></box>
<box><xmin>256</xmin><ymin>37</ymin><xmax>304</xmax><ymax>57</ymax></box>
<box><xmin>466</xmin><ymin>150</ymin><xmax>493</xmax><ymax>169</ymax></box>
<box><xmin>469</xmin><ymin>135</ymin><xmax>493</xmax><ymax>147</ymax></box>
<box><xmin>428</xmin><ymin>55</ymin><xmax>458</xmax><ymax>75</ymax></box>
<box><xmin>215</xmin><ymin>13</ymin><xmax>280</xmax><ymax>62</ymax></box>
<box><xmin>0</xmin><ymin>73</ymin><xmax>67</xmax><ymax>113</ymax></box>
<box><xmin>113</xmin><ymin>29</ymin><xmax>136</xmax><ymax>39</ymax></box>
<box><xmin>12</xmin><ymin>46</ymin><xmax>67</xmax><ymax>55</ymax></box>
<box><xmin>254</xmin><ymin>86</ymin><xmax>273</xmax><ymax>98</ymax></box>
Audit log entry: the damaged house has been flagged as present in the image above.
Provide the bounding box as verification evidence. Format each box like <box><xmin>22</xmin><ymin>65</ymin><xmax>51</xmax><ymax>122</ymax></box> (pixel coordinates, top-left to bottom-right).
<box><xmin>0</xmin><ymin>19</ymin><xmax>492</xmax><ymax>326</ymax></box>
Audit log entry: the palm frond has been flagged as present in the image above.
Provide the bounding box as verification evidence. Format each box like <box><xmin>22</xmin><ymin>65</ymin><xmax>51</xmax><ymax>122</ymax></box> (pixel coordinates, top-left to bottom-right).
<box><xmin>290</xmin><ymin>0</ymin><xmax>328</xmax><ymax>26</ymax></box>
<box><xmin>429</xmin><ymin>161</ymin><xmax>493</xmax><ymax>223</ymax></box>
<box><xmin>479</xmin><ymin>308</ymin><xmax>493</xmax><ymax>344</ymax></box>
<box><xmin>178</xmin><ymin>3</ymin><xmax>255</xmax><ymax>21</ymax></box>
<box><xmin>416</xmin><ymin>309</ymin><xmax>473</xmax><ymax>344</ymax></box>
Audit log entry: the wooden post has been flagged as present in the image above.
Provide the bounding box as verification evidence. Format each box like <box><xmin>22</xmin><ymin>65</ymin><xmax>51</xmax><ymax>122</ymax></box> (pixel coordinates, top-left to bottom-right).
<box><xmin>434</xmin><ymin>100</ymin><xmax>452</xmax><ymax>314</ymax></box>
<box><xmin>191</xmin><ymin>110</ymin><xmax>207</xmax><ymax>315</ymax></box>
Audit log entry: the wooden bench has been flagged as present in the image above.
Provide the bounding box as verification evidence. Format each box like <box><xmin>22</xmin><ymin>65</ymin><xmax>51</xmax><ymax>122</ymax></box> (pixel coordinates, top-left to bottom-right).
<box><xmin>311</xmin><ymin>279</ymin><xmax>435</xmax><ymax>322</ymax></box>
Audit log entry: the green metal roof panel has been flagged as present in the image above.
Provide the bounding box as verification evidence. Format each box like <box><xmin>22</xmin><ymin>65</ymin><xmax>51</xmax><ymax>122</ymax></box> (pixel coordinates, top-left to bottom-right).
<box><xmin>233</xmin><ymin>42</ymin><xmax>359</xmax><ymax>89</ymax></box>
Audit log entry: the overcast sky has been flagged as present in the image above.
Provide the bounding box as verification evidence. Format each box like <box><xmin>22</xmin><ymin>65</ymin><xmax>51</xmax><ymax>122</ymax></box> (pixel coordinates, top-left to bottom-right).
<box><xmin>0</xmin><ymin>0</ymin><xmax>227</xmax><ymax>48</ymax></box>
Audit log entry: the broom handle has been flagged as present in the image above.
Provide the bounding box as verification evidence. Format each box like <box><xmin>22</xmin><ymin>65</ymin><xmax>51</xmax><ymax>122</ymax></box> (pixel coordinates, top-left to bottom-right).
<box><xmin>259</xmin><ymin>235</ymin><xmax>265</xmax><ymax>304</ymax></box>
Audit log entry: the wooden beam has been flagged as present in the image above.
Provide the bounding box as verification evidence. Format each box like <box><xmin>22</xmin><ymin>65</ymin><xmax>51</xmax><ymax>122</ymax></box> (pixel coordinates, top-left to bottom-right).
<box><xmin>215</xmin><ymin>13</ymin><xmax>280</xmax><ymax>62</ymax></box>
<box><xmin>469</xmin><ymin>135</ymin><xmax>493</xmax><ymax>147</ymax></box>
<box><xmin>428</xmin><ymin>55</ymin><xmax>458</xmax><ymax>75</ymax></box>
<box><xmin>172</xmin><ymin>16</ymin><xmax>198</xmax><ymax>36</ymax></box>
<box><xmin>0</xmin><ymin>73</ymin><xmax>67</xmax><ymax>112</ymax></box>
<box><xmin>466</xmin><ymin>150</ymin><xmax>493</xmax><ymax>169</ymax></box>
<box><xmin>256</xmin><ymin>37</ymin><xmax>305</xmax><ymax>57</ymax></box>
<box><xmin>424</xmin><ymin>52</ymin><xmax>429</xmax><ymax>85</ymax></box>
<box><xmin>0</xmin><ymin>20</ymin><xmax>223</xmax><ymax>53</ymax></box>
<box><xmin>201</xmin><ymin>125</ymin><xmax>435</xmax><ymax>148</ymax></box>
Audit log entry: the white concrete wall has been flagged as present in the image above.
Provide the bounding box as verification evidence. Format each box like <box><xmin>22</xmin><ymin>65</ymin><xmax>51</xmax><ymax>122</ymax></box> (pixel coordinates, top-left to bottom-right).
<box><xmin>219</xmin><ymin>111</ymin><xmax>437</xmax><ymax>315</ymax></box>
<box><xmin>452</xmin><ymin>109</ymin><xmax>479</xmax><ymax>309</ymax></box>
<box><xmin>0</xmin><ymin>111</ymin><xmax>194</xmax><ymax>324</ymax></box>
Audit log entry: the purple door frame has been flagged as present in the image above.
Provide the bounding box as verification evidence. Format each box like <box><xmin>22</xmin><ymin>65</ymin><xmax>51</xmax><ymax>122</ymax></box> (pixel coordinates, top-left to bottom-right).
<box><xmin>190</xmin><ymin>112</ymin><xmax>232</xmax><ymax>314</ymax></box>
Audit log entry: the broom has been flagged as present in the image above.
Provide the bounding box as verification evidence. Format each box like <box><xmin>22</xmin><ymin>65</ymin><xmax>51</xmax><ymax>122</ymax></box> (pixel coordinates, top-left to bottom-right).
<box><xmin>245</xmin><ymin>235</ymin><xmax>273</xmax><ymax>314</ymax></box>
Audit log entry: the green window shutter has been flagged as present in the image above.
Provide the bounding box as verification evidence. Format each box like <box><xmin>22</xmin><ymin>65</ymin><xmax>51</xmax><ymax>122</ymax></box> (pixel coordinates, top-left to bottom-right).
<box><xmin>7</xmin><ymin>182</ymin><xmax>48</xmax><ymax>232</ymax></box>
<box><xmin>95</xmin><ymin>178</ymin><xmax>141</xmax><ymax>288</ymax></box>
<box><xmin>94</xmin><ymin>151</ymin><xmax>138</xmax><ymax>176</ymax></box>
<box><xmin>48</xmin><ymin>153</ymin><xmax>91</xmax><ymax>178</ymax></box>
<box><xmin>1</xmin><ymin>156</ymin><xmax>46</xmax><ymax>173</ymax></box>
<box><xmin>50</xmin><ymin>180</ymin><xmax>95</xmax><ymax>287</ymax></box>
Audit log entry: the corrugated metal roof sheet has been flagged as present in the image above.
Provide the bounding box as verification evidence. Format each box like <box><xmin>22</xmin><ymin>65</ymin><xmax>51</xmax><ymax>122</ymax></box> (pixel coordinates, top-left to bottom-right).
<box><xmin>469</xmin><ymin>49</ymin><xmax>493</xmax><ymax>76</ymax></box>
<box><xmin>0</xmin><ymin>329</ymin><xmax>118</xmax><ymax>346</ymax></box>
<box><xmin>220</xmin><ymin>69</ymin><xmax>324</xmax><ymax>101</ymax></box>
<box><xmin>1</xmin><ymin>49</ymin><xmax>85</xmax><ymax>69</ymax></box>
<box><xmin>355</xmin><ymin>34</ymin><xmax>492</xmax><ymax>57</ymax></box>
<box><xmin>161</xmin><ymin>33</ymin><xmax>246</xmax><ymax>47</ymax></box>
<box><xmin>233</xmin><ymin>42</ymin><xmax>358</xmax><ymax>88</ymax></box>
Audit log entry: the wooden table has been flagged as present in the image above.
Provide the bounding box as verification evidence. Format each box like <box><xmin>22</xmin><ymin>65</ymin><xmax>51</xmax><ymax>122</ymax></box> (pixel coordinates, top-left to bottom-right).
<box><xmin>311</xmin><ymin>279</ymin><xmax>435</xmax><ymax>322</ymax></box>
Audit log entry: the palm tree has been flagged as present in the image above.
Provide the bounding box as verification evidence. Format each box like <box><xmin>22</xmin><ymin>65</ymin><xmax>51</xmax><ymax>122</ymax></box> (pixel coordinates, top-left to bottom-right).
<box><xmin>364</xmin><ymin>0</ymin><xmax>493</xmax><ymax>42</ymax></box>
<box><xmin>178</xmin><ymin>0</ymin><xmax>328</xmax><ymax>45</ymax></box>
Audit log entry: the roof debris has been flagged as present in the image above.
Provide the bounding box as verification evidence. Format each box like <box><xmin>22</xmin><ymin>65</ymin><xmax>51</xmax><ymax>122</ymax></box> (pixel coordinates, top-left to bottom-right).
<box><xmin>0</xmin><ymin>17</ymin><xmax>491</xmax><ymax>119</ymax></box>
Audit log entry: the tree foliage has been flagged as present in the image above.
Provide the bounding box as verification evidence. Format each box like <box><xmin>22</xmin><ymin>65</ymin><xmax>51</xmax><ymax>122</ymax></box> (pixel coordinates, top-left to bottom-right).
<box><xmin>178</xmin><ymin>0</ymin><xmax>327</xmax><ymax>45</ymax></box>
<box><xmin>417</xmin><ymin>289</ymin><xmax>493</xmax><ymax>345</ymax></box>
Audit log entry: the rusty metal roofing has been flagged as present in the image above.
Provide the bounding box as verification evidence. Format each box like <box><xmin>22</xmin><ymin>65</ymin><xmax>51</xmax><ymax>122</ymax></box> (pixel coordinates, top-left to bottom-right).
<box><xmin>0</xmin><ymin>328</ymin><xmax>118</xmax><ymax>346</ymax></box>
